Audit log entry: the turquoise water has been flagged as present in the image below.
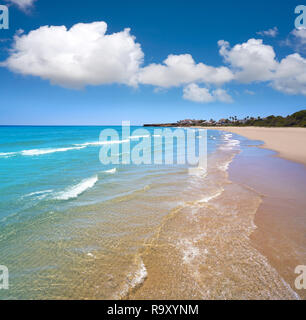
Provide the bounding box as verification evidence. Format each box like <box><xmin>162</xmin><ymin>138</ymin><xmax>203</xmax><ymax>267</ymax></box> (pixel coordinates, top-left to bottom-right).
<box><xmin>0</xmin><ymin>126</ymin><xmax>223</xmax><ymax>299</ymax></box>
<box><xmin>0</xmin><ymin>126</ymin><xmax>220</xmax><ymax>225</ymax></box>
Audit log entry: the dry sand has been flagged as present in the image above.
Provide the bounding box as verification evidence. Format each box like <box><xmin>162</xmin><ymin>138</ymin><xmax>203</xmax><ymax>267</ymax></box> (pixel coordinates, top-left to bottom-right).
<box><xmin>197</xmin><ymin>127</ymin><xmax>306</xmax><ymax>166</ymax></box>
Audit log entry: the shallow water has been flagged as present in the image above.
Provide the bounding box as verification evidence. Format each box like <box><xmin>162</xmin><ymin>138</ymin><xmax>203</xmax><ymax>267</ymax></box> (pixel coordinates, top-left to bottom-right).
<box><xmin>0</xmin><ymin>126</ymin><xmax>303</xmax><ymax>299</ymax></box>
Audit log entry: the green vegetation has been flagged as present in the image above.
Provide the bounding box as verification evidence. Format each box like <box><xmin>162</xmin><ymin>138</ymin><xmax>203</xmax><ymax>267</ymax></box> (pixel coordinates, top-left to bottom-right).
<box><xmin>238</xmin><ymin>110</ymin><xmax>306</xmax><ymax>127</ymax></box>
<box><xmin>144</xmin><ymin>110</ymin><xmax>306</xmax><ymax>127</ymax></box>
<box><xmin>174</xmin><ymin>109</ymin><xmax>306</xmax><ymax>127</ymax></box>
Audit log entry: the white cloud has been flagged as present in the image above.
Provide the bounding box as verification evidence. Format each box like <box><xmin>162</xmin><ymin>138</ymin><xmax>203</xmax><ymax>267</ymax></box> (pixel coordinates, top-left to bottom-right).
<box><xmin>3</xmin><ymin>22</ymin><xmax>144</xmax><ymax>88</ymax></box>
<box><xmin>272</xmin><ymin>53</ymin><xmax>306</xmax><ymax>95</ymax></box>
<box><xmin>138</xmin><ymin>54</ymin><xmax>234</xmax><ymax>87</ymax></box>
<box><xmin>257</xmin><ymin>27</ymin><xmax>278</xmax><ymax>38</ymax></box>
<box><xmin>2</xmin><ymin>21</ymin><xmax>306</xmax><ymax>99</ymax></box>
<box><xmin>244</xmin><ymin>89</ymin><xmax>255</xmax><ymax>95</ymax></box>
<box><xmin>6</xmin><ymin>0</ymin><xmax>36</xmax><ymax>10</ymax></box>
<box><xmin>290</xmin><ymin>28</ymin><xmax>306</xmax><ymax>53</ymax></box>
<box><xmin>218</xmin><ymin>38</ymin><xmax>306</xmax><ymax>96</ymax></box>
<box><xmin>218</xmin><ymin>39</ymin><xmax>278</xmax><ymax>83</ymax></box>
<box><xmin>183</xmin><ymin>83</ymin><xmax>233</xmax><ymax>103</ymax></box>
<box><xmin>183</xmin><ymin>84</ymin><xmax>214</xmax><ymax>103</ymax></box>
<box><xmin>213</xmin><ymin>88</ymin><xmax>233</xmax><ymax>103</ymax></box>
<box><xmin>292</xmin><ymin>28</ymin><xmax>306</xmax><ymax>44</ymax></box>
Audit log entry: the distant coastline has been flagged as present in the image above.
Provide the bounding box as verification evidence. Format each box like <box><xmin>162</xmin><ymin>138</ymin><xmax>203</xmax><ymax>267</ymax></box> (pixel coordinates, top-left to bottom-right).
<box><xmin>143</xmin><ymin>110</ymin><xmax>306</xmax><ymax>128</ymax></box>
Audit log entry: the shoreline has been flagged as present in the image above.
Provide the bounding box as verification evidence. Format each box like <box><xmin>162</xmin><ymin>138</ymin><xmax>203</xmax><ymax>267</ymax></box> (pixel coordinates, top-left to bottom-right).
<box><xmin>201</xmin><ymin>127</ymin><xmax>306</xmax><ymax>299</ymax></box>
<box><xmin>192</xmin><ymin>127</ymin><xmax>306</xmax><ymax>166</ymax></box>
<box><xmin>128</xmin><ymin>130</ymin><xmax>303</xmax><ymax>299</ymax></box>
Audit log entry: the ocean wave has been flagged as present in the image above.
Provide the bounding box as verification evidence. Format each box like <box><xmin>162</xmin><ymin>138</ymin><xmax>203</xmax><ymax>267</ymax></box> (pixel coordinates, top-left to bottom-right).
<box><xmin>224</xmin><ymin>133</ymin><xmax>233</xmax><ymax>140</ymax></box>
<box><xmin>0</xmin><ymin>152</ymin><xmax>17</xmax><ymax>158</ymax></box>
<box><xmin>3</xmin><ymin>135</ymin><xmax>158</xmax><ymax>159</ymax></box>
<box><xmin>21</xmin><ymin>146</ymin><xmax>86</xmax><ymax>156</ymax></box>
<box><xmin>219</xmin><ymin>133</ymin><xmax>240</xmax><ymax>151</ymax></box>
<box><xmin>103</xmin><ymin>168</ymin><xmax>117</xmax><ymax>174</ymax></box>
<box><xmin>75</xmin><ymin>139</ymin><xmax>130</xmax><ymax>147</ymax></box>
<box><xmin>55</xmin><ymin>175</ymin><xmax>98</xmax><ymax>200</ymax></box>
<box><xmin>24</xmin><ymin>189</ymin><xmax>54</xmax><ymax>198</ymax></box>
<box><xmin>76</xmin><ymin>135</ymin><xmax>155</xmax><ymax>147</ymax></box>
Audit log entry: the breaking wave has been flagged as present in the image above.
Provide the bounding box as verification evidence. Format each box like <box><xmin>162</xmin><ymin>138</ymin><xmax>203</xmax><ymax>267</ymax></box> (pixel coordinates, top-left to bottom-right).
<box><xmin>55</xmin><ymin>175</ymin><xmax>98</xmax><ymax>201</ymax></box>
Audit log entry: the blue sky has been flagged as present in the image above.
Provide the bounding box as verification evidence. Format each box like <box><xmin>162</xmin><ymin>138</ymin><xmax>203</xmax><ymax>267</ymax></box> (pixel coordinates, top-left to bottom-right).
<box><xmin>0</xmin><ymin>0</ymin><xmax>305</xmax><ymax>125</ymax></box>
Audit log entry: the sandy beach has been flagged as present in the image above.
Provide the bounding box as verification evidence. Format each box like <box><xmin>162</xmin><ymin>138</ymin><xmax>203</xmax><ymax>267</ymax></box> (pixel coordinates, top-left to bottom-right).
<box><xmin>187</xmin><ymin>126</ymin><xmax>306</xmax><ymax>300</ymax></box>
<box><xmin>196</xmin><ymin>127</ymin><xmax>306</xmax><ymax>166</ymax></box>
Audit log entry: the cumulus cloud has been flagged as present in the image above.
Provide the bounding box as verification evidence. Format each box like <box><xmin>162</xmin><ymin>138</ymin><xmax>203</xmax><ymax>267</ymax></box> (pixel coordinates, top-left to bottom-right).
<box><xmin>2</xmin><ymin>21</ymin><xmax>306</xmax><ymax>99</ymax></box>
<box><xmin>218</xmin><ymin>38</ymin><xmax>306</xmax><ymax>96</ymax></box>
<box><xmin>272</xmin><ymin>53</ymin><xmax>306</xmax><ymax>95</ymax></box>
<box><xmin>257</xmin><ymin>27</ymin><xmax>278</xmax><ymax>38</ymax></box>
<box><xmin>218</xmin><ymin>39</ymin><xmax>277</xmax><ymax>83</ymax></box>
<box><xmin>6</xmin><ymin>0</ymin><xmax>36</xmax><ymax>10</ymax></box>
<box><xmin>138</xmin><ymin>54</ymin><xmax>233</xmax><ymax>87</ymax></box>
<box><xmin>2</xmin><ymin>22</ymin><xmax>144</xmax><ymax>88</ymax></box>
<box><xmin>289</xmin><ymin>28</ymin><xmax>306</xmax><ymax>53</ymax></box>
<box><xmin>183</xmin><ymin>83</ymin><xmax>233</xmax><ymax>103</ymax></box>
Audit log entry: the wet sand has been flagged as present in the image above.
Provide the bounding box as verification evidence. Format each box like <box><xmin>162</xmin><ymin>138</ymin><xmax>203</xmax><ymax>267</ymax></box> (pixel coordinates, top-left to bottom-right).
<box><xmin>129</xmin><ymin>132</ymin><xmax>303</xmax><ymax>300</ymax></box>
<box><xmin>229</xmin><ymin>145</ymin><xmax>306</xmax><ymax>300</ymax></box>
<box><xmin>196</xmin><ymin>127</ymin><xmax>306</xmax><ymax>166</ymax></box>
<box><xmin>192</xmin><ymin>126</ymin><xmax>306</xmax><ymax>299</ymax></box>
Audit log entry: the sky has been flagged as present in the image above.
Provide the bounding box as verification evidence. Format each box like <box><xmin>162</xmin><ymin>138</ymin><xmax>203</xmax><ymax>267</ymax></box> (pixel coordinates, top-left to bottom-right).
<box><xmin>0</xmin><ymin>0</ymin><xmax>305</xmax><ymax>125</ymax></box>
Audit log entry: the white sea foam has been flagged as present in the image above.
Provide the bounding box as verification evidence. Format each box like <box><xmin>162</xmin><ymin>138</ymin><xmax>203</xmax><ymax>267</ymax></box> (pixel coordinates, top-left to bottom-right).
<box><xmin>129</xmin><ymin>260</ymin><xmax>148</xmax><ymax>290</ymax></box>
<box><xmin>0</xmin><ymin>152</ymin><xmax>17</xmax><ymax>158</ymax></box>
<box><xmin>103</xmin><ymin>168</ymin><xmax>117</xmax><ymax>174</ymax></box>
<box><xmin>87</xmin><ymin>252</ymin><xmax>96</xmax><ymax>258</ymax></box>
<box><xmin>21</xmin><ymin>146</ymin><xmax>85</xmax><ymax>156</ymax></box>
<box><xmin>2</xmin><ymin>134</ymin><xmax>156</xmax><ymax>158</ymax></box>
<box><xmin>219</xmin><ymin>133</ymin><xmax>240</xmax><ymax>151</ymax></box>
<box><xmin>198</xmin><ymin>189</ymin><xmax>224</xmax><ymax>203</ymax></box>
<box><xmin>182</xmin><ymin>242</ymin><xmax>200</xmax><ymax>263</ymax></box>
<box><xmin>115</xmin><ymin>258</ymin><xmax>148</xmax><ymax>299</ymax></box>
<box><xmin>55</xmin><ymin>175</ymin><xmax>98</xmax><ymax>200</ymax></box>
<box><xmin>179</xmin><ymin>238</ymin><xmax>209</xmax><ymax>264</ymax></box>
<box><xmin>188</xmin><ymin>167</ymin><xmax>207</xmax><ymax>177</ymax></box>
<box><xmin>218</xmin><ymin>160</ymin><xmax>232</xmax><ymax>171</ymax></box>
<box><xmin>24</xmin><ymin>189</ymin><xmax>53</xmax><ymax>198</ymax></box>
<box><xmin>224</xmin><ymin>133</ymin><xmax>233</xmax><ymax>140</ymax></box>
<box><xmin>75</xmin><ymin>139</ymin><xmax>130</xmax><ymax>147</ymax></box>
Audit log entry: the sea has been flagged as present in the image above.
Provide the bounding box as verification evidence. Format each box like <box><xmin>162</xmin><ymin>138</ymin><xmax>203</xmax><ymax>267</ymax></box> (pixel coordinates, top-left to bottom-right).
<box><xmin>0</xmin><ymin>126</ymin><xmax>302</xmax><ymax>299</ymax></box>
